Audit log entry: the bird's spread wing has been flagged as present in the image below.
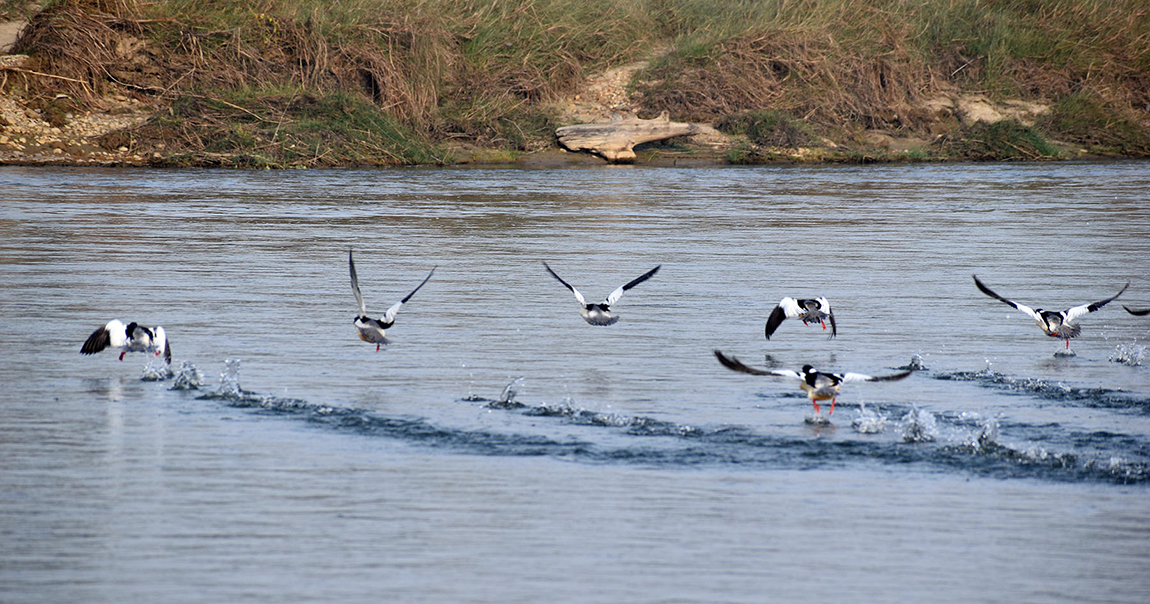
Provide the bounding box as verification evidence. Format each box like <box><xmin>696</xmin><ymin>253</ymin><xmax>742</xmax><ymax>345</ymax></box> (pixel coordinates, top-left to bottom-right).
<box><xmin>973</xmin><ymin>275</ymin><xmax>1039</xmax><ymax>320</ymax></box>
<box><xmin>543</xmin><ymin>262</ymin><xmax>586</xmax><ymax>305</ymax></box>
<box><xmin>764</xmin><ymin>303</ymin><xmax>788</xmax><ymax>340</ymax></box>
<box><xmin>714</xmin><ymin>350</ymin><xmax>800</xmax><ymax>378</ymax></box>
<box><xmin>779</xmin><ymin>297</ymin><xmax>803</xmax><ymax>318</ymax></box>
<box><xmin>384</xmin><ymin>267</ymin><xmax>436</xmax><ymax>324</ymax></box>
<box><xmin>605</xmin><ymin>265</ymin><xmax>661</xmax><ymax>306</ymax></box>
<box><xmin>1065</xmin><ymin>281</ymin><xmax>1128</xmax><ymax>322</ymax></box>
<box><xmin>155</xmin><ymin>326</ymin><xmax>171</xmax><ymax>363</ymax></box>
<box><xmin>349</xmin><ymin>251</ymin><xmax>367</xmax><ymax>317</ymax></box>
<box><xmin>1125</xmin><ymin>306</ymin><xmax>1150</xmax><ymax>317</ymax></box>
<box><xmin>842</xmin><ymin>370</ymin><xmax>913</xmax><ymax>383</ymax></box>
<box><xmin>818</xmin><ymin>297</ymin><xmax>837</xmax><ymax>339</ymax></box>
<box><xmin>81</xmin><ymin>322</ymin><xmax>114</xmax><ymax>355</ymax></box>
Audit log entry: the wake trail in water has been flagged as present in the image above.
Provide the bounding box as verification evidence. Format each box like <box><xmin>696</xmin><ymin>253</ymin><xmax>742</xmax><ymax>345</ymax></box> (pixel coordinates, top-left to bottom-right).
<box><xmin>935</xmin><ymin>367</ymin><xmax>1150</xmax><ymax>413</ymax></box>
<box><xmin>161</xmin><ymin>362</ymin><xmax>1149</xmax><ymax>485</ymax></box>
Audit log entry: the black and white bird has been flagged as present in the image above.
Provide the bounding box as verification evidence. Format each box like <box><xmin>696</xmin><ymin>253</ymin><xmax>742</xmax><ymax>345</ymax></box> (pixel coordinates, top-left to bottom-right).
<box><xmin>81</xmin><ymin>320</ymin><xmax>171</xmax><ymax>363</ymax></box>
<box><xmin>1124</xmin><ymin>306</ymin><xmax>1150</xmax><ymax>316</ymax></box>
<box><xmin>543</xmin><ymin>262</ymin><xmax>660</xmax><ymax>326</ymax></box>
<box><xmin>350</xmin><ymin>251</ymin><xmax>435</xmax><ymax>351</ymax></box>
<box><xmin>714</xmin><ymin>350</ymin><xmax>911</xmax><ymax>416</ymax></box>
<box><xmin>973</xmin><ymin>275</ymin><xmax>1129</xmax><ymax>349</ymax></box>
<box><xmin>765</xmin><ymin>297</ymin><xmax>836</xmax><ymax>340</ymax></box>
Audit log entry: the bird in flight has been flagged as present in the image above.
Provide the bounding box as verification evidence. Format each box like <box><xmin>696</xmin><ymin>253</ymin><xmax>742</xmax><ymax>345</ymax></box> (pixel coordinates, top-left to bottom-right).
<box><xmin>350</xmin><ymin>250</ymin><xmax>435</xmax><ymax>351</ymax></box>
<box><xmin>973</xmin><ymin>275</ymin><xmax>1128</xmax><ymax>350</ymax></box>
<box><xmin>714</xmin><ymin>350</ymin><xmax>911</xmax><ymax>416</ymax></box>
<box><xmin>764</xmin><ymin>296</ymin><xmax>836</xmax><ymax>340</ymax></box>
<box><xmin>543</xmin><ymin>262</ymin><xmax>660</xmax><ymax>326</ymax></box>
<box><xmin>81</xmin><ymin>320</ymin><xmax>171</xmax><ymax>364</ymax></box>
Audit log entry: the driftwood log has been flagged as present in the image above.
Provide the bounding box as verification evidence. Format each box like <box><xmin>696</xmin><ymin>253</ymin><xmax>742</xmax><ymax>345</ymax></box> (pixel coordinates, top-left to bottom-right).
<box><xmin>555</xmin><ymin>111</ymin><xmax>697</xmax><ymax>163</ymax></box>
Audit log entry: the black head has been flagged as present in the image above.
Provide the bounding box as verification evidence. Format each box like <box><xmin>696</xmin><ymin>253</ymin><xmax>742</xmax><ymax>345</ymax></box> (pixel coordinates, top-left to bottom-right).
<box><xmin>125</xmin><ymin>322</ymin><xmax>152</xmax><ymax>340</ymax></box>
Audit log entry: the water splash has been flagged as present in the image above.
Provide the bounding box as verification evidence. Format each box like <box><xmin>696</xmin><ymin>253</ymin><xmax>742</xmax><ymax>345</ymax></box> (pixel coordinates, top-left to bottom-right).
<box><xmin>498</xmin><ymin>376</ymin><xmax>525</xmax><ymax>404</ymax></box>
<box><xmin>969</xmin><ymin>416</ymin><xmax>1000</xmax><ymax>452</ymax></box>
<box><xmin>899</xmin><ymin>407</ymin><xmax>938</xmax><ymax>443</ymax></box>
<box><xmin>1110</xmin><ymin>342</ymin><xmax>1146</xmax><ymax>366</ymax></box>
<box><xmin>898</xmin><ymin>353</ymin><xmax>928</xmax><ymax>371</ymax></box>
<box><xmin>485</xmin><ymin>376</ymin><xmax>526</xmax><ymax>409</ymax></box>
<box><xmin>851</xmin><ymin>403</ymin><xmax>889</xmax><ymax>434</ymax></box>
<box><xmin>461</xmin><ymin>367</ymin><xmax>486</xmax><ymax>402</ymax></box>
<box><xmin>215</xmin><ymin>358</ymin><xmax>243</xmax><ymax>399</ymax></box>
<box><xmin>170</xmin><ymin>361</ymin><xmax>205</xmax><ymax>390</ymax></box>
<box><xmin>1084</xmin><ymin>456</ymin><xmax>1150</xmax><ymax>483</ymax></box>
<box><xmin>527</xmin><ymin>397</ymin><xmax>581</xmax><ymax>418</ymax></box>
<box><xmin>141</xmin><ymin>359</ymin><xmax>174</xmax><ymax>381</ymax></box>
<box><xmin>945</xmin><ymin>415</ymin><xmax>1085</xmax><ymax>476</ymax></box>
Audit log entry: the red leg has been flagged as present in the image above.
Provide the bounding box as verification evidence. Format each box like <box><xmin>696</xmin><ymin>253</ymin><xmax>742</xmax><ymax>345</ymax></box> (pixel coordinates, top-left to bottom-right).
<box><xmin>812</xmin><ymin>401</ymin><xmax>821</xmax><ymax>414</ymax></box>
<box><xmin>119</xmin><ymin>351</ymin><xmax>126</xmax><ymax>361</ymax></box>
<box><xmin>1065</xmin><ymin>338</ymin><xmax>1070</xmax><ymax>349</ymax></box>
<box><xmin>821</xmin><ymin>320</ymin><xmax>827</xmax><ymax>331</ymax></box>
<box><xmin>376</xmin><ymin>343</ymin><xmax>381</xmax><ymax>352</ymax></box>
<box><xmin>828</xmin><ymin>397</ymin><xmax>837</xmax><ymax>415</ymax></box>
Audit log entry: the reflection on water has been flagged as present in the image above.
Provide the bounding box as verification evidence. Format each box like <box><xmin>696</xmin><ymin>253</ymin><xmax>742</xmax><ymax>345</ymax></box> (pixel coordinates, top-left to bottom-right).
<box><xmin>1</xmin><ymin>162</ymin><xmax>1149</xmax><ymax>604</ymax></box>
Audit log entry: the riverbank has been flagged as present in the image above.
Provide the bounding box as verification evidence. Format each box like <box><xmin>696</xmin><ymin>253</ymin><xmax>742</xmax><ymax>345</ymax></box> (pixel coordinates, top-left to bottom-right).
<box><xmin>1</xmin><ymin>0</ymin><xmax>1148</xmax><ymax>167</ymax></box>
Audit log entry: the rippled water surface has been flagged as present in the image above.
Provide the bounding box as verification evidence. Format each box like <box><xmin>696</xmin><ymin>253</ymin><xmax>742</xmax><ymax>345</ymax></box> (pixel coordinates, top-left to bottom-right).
<box><xmin>2</xmin><ymin>162</ymin><xmax>1149</xmax><ymax>603</ymax></box>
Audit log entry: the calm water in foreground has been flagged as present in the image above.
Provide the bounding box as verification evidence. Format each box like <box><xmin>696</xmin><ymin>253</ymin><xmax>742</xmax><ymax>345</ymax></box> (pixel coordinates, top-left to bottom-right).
<box><xmin>1</xmin><ymin>162</ymin><xmax>1149</xmax><ymax>603</ymax></box>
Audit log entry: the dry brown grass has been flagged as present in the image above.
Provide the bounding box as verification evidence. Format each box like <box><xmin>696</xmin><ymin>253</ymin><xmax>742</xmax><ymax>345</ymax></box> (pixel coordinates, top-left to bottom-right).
<box><xmin>4</xmin><ymin>0</ymin><xmax>1148</xmax><ymax>163</ymax></box>
<box><xmin>639</xmin><ymin>29</ymin><xmax>936</xmax><ymax>133</ymax></box>
<box><xmin>633</xmin><ymin>0</ymin><xmax>1149</xmax><ymax>155</ymax></box>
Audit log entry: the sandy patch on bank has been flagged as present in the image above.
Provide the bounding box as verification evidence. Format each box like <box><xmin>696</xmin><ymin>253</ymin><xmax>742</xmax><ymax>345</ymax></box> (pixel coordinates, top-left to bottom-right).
<box><xmin>1</xmin><ymin>16</ymin><xmax>156</xmax><ymax>166</ymax></box>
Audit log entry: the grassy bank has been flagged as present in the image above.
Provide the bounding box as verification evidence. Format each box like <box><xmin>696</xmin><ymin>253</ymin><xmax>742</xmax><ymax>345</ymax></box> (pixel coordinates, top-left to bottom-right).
<box><xmin>2</xmin><ymin>0</ymin><xmax>1148</xmax><ymax>166</ymax></box>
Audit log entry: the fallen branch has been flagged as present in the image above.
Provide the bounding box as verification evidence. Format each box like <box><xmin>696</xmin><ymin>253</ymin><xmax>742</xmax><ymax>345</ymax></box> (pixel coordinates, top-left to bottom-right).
<box><xmin>556</xmin><ymin>111</ymin><xmax>698</xmax><ymax>163</ymax></box>
<box><xmin>0</xmin><ymin>65</ymin><xmax>93</xmax><ymax>95</ymax></box>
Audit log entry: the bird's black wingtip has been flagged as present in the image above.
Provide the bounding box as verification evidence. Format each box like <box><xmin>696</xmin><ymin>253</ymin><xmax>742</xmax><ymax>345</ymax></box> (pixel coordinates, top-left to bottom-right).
<box><xmin>879</xmin><ymin>369</ymin><xmax>915</xmax><ymax>382</ymax></box>
<box><xmin>764</xmin><ymin>304</ymin><xmax>787</xmax><ymax>340</ymax></box>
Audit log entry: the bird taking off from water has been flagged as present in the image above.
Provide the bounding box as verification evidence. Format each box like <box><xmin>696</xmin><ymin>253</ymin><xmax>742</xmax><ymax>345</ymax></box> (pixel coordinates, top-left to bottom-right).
<box><xmin>973</xmin><ymin>275</ymin><xmax>1128</xmax><ymax>350</ymax></box>
<box><xmin>765</xmin><ymin>296</ymin><xmax>836</xmax><ymax>340</ymax></box>
<box><xmin>543</xmin><ymin>262</ymin><xmax>660</xmax><ymax>326</ymax></box>
<box><xmin>350</xmin><ymin>250</ymin><xmax>435</xmax><ymax>351</ymax></box>
<box><xmin>714</xmin><ymin>350</ymin><xmax>911</xmax><ymax>417</ymax></box>
<box><xmin>81</xmin><ymin>320</ymin><xmax>171</xmax><ymax>364</ymax></box>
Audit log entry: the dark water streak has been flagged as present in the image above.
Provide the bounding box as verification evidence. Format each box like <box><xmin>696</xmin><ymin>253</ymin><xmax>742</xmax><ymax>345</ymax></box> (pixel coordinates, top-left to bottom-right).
<box><xmin>191</xmin><ymin>368</ymin><xmax>1150</xmax><ymax>484</ymax></box>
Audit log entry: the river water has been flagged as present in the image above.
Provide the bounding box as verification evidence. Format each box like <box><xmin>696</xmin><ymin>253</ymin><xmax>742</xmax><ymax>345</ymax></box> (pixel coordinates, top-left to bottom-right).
<box><xmin>1</xmin><ymin>162</ymin><xmax>1148</xmax><ymax>603</ymax></box>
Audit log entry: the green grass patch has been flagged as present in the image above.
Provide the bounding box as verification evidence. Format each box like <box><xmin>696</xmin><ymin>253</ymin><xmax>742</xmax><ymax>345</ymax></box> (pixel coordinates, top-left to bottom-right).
<box><xmin>716</xmin><ymin>110</ymin><xmax>812</xmax><ymax>148</ymax></box>
<box><xmin>125</xmin><ymin>89</ymin><xmax>449</xmax><ymax>167</ymax></box>
<box><xmin>1041</xmin><ymin>93</ymin><xmax>1150</xmax><ymax>156</ymax></box>
<box><xmin>938</xmin><ymin>120</ymin><xmax>1060</xmax><ymax>160</ymax></box>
